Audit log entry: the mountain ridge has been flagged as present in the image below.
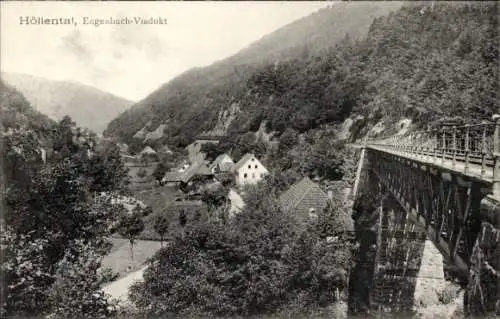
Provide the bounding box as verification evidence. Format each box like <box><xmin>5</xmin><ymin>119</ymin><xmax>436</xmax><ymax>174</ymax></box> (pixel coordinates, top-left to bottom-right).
<box><xmin>2</xmin><ymin>72</ymin><xmax>133</xmax><ymax>134</ymax></box>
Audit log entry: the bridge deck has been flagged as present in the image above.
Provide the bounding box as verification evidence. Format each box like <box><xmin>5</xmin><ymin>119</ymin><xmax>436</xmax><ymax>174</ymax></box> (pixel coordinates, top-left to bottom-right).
<box><xmin>367</xmin><ymin>145</ymin><xmax>494</xmax><ymax>184</ymax></box>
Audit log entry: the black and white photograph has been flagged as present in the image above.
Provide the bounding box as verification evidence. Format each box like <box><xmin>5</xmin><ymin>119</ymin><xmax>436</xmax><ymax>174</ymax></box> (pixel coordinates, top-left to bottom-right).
<box><xmin>0</xmin><ymin>1</ymin><xmax>499</xmax><ymax>318</ymax></box>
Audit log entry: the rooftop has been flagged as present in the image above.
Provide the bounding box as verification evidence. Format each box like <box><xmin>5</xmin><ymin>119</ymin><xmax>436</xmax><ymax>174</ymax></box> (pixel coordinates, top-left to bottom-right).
<box><xmin>210</xmin><ymin>153</ymin><xmax>234</xmax><ymax>170</ymax></box>
<box><xmin>232</xmin><ymin>153</ymin><xmax>256</xmax><ymax>172</ymax></box>
<box><xmin>279</xmin><ymin>176</ymin><xmax>329</xmax><ymax>218</ymax></box>
<box><xmin>140</xmin><ymin>146</ymin><xmax>156</xmax><ymax>154</ymax></box>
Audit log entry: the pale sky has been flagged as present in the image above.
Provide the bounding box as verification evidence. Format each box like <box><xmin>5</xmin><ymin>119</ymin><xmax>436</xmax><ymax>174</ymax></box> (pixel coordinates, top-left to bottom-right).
<box><xmin>1</xmin><ymin>1</ymin><xmax>332</xmax><ymax>101</ymax></box>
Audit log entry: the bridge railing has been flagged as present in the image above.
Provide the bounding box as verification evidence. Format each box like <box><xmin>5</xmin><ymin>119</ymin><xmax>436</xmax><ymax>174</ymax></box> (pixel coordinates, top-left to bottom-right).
<box><xmin>366</xmin><ymin>115</ymin><xmax>500</xmax><ymax>194</ymax></box>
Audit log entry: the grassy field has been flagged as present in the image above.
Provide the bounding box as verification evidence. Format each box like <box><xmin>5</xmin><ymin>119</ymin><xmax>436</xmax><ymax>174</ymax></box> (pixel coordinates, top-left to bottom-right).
<box><xmin>126</xmin><ymin>162</ymin><xmax>158</xmax><ymax>191</ymax></box>
<box><xmin>127</xmin><ymin>184</ymin><xmax>207</xmax><ymax>240</ymax></box>
<box><xmin>101</xmin><ymin>238</ymin><xmax>163</xmax><ymax>278</ymax></box>
<box><xmin>133</xmin><ymin>185</ymin><xmax>179</xmax><ymax>212</ymax></box>
<box><xmin>140</xmin><ymin>200</ymin><xmax>206</xmax><ymax>240</ymax></box>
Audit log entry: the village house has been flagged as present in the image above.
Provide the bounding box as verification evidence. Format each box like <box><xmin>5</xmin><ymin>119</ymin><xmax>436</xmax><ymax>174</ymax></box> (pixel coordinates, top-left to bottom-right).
<box><xmin>162</xmin><ymin>160</ymin><xmax>214</xmax><ymax>191</ymax></box>
<box><xmin>209</xmin><ymin>153</ymin><xmax>234</xmax><ymax>173</ymax></box>
<box><xmin>139</xmin><ymin>145</ymin><xmax>158</xmax><ymax>162</ymax></box>
<box><xmin>279</xmin><ymin>176</ymin><xmax>330</xmax><ymax>226</ymax></box>
<box><xmin>140</xmin><ymin>145</ymin><xmax>157</xmax><ymax>156</ymax></box>
<box><xmin>161</xmin><ymin>171</ymin><xmax>183</xmax><ymax>187</ymax></box>
<box><xmin>231</xmin><ymin>153</ymin><xmax>269</xmax><ymax>186</ymax></box>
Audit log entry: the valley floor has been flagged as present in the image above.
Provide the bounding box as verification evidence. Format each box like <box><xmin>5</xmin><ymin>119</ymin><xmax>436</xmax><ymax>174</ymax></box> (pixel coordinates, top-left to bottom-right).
<box><xmin>101</xmin><ymin>238</ymin><xmax>162</xmax><ymax>278</ymax></box>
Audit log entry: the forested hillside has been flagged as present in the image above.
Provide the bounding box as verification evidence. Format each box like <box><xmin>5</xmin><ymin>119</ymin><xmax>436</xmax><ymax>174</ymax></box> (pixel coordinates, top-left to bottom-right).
<box><xmin>104</xmin><ymin>2</ymin><xmax>403</xmax><ymax>147</ymax></box>
<box><xmin>105</xmin><ymin>2</ymin><xmax>498</xmax><ymax>156</ymax></box>
<box><xmin>106</xmin><ymin>2</ymin><xmax>498</xmax><ymax>181</ymax></box>
<box><xmin>2</xmin><ymin>73</ymin><xmax>132</xmax><ymax>134</ymax></box>
<box><xmin>0</xmin><ymin>80</ymin><xmax>54</xmax><ymax>135</ymax></box>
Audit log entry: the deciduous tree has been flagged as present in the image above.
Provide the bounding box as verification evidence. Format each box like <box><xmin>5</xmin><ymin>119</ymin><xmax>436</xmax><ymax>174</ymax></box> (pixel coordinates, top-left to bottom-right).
<box><xmin>154</xmin><ymin>215</ymin><xmax>170</xmax><ymax>247</ymax></box>
<box><xmin>116</xmin><ymin>213</ymin><xmax>145</xmax><ymax>262</ymax></box>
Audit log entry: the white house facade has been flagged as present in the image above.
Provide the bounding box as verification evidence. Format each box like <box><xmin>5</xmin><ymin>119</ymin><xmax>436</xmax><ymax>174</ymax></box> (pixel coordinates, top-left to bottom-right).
<box><xmin>232</xmin><ymin>153</ymin><xmax>269</xmax><ymax>186</ymax></box>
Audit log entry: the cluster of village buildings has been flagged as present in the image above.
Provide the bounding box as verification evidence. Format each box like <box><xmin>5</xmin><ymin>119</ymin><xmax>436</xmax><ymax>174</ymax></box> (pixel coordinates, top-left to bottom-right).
<box><xmin>120</xmin><ymin>136</ymin><xmax>334</xmax><ymax>225</ymax></box>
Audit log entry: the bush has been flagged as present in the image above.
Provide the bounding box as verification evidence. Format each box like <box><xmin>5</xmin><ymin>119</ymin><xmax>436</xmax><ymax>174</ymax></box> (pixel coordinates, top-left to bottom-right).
<box><xmin>152</xmin><ymin>162</ymin><xmax>172</xmax><ymax>183</ymax></box>
<box><xmin>129</xmin><ymin>185</ymin><xmax>355</xmax><ymax>317</ymax></box>
<box><xmin>143</xmin><ymin>206</ymin><xmax>153</xmax><ymax>217</ymax></box>
<box><xmin>136</xmin><ymin>168</ymin><xmax>148</xmax><ymax>178</ymax></box>
<box><xmin>98</xmin><ymin>267</ymin><xmax>119</xmax><ymax>285</ymax></box>
<box><xmin>47</xmin><ymin>240</ymin><xmax>116</xmax><ymax>318</ymax></box>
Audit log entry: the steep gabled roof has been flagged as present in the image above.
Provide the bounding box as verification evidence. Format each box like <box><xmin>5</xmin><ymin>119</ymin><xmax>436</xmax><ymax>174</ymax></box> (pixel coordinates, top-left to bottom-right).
<box><xmin>180</xmin><ymin>161</ymin><xmax>202</xmax><ymax>183</ymax></box>
<box><xmin>196</xmin><ymin>161</ymin><xmax>213</xmax><ymax>176</ymax></box>
<box><xmin>210</xmin><ymin>153</ymin><xmax>234</xmax><ymax>170</ymax></box>
<box><xmin>180</xmin><ymin>160</ymin><xmax>213</xmax><ymax>183</ymax></box>
<box><xmin>231</xmin><ymin>153</ymin><xmax>257</xmax><ymax>172</ymax></box>
<box><xmin>279</xmin><ymin>177</ymin><xmax>329</xmax><ymax>218</ymax></box>
<box><xmin>215</xmin><ymin>153</ymin><xmax>233</xmax><ymax>165</ymax></box>
<box><xmin>140</xmin><ymin>146</ymin><xmax>156</xmax><ymax>154</ymax></box>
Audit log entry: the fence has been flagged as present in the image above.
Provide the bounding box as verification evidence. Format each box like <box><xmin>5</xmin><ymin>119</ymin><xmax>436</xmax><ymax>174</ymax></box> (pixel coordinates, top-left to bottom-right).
<box><xmin>365</xmin><ymin>115</ymin><xmax>500</xmax><ymax>195</ymax></box>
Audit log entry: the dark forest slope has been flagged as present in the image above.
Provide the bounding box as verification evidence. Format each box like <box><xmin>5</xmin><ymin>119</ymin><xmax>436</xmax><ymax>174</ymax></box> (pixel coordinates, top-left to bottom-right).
<box><xmin>105</xmin><ymin>2</ymin><xmax>498</xmax><ymax>169</ymax></box>
<box><xmin>104</xmin><ymin>2</ymin><xmax>403</xmax><ymax>146</ymax></box>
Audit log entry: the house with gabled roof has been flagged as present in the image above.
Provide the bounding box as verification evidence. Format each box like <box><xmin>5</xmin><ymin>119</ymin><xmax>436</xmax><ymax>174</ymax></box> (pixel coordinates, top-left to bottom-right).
<box><xmin>231</xmin><ymin>153</ymin><xmax>268</xmax><ymax>186</ymax></box>
<box><xmin>279</xmin><ymin>176</ymin><xmax>330</xmax><ymax>226</ymax></box>
<box><xmin>209</xmin><ymin>153</ymin><xmax>234</xmax><ymax>173</ymax></box>
<box><xmin>140</xmin><ymin>146</ymin><xmax>156</xmax><ymax>155</ymax></box>
<box><xmin>162</xmin><ymin>171</ymin><xmax>183</xmax><ymax>186</ymax></box>
<box><xmin>162</xmin><ymin>160</ymin><xmax>215</xmax><ymax>190</ymax></box>
<box><xmin>139</xmin><ymin>145</ymin><xmax>159</xmax><ymax>163</ymax></box>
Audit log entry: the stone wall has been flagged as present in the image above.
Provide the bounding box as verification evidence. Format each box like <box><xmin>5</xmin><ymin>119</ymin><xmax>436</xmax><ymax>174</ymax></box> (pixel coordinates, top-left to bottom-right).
<box><xmin>369</xmin><ymin>194</ymin><xmax>426</xmax><ymax>315</ymax></box>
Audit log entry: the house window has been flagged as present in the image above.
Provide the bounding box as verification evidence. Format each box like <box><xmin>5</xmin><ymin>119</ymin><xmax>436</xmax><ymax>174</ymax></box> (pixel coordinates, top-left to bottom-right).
<box><xmin>255</xmin><ymin>165</ymin><xmax>258</xmax><ymax>168</ymax></box>
<box><xmin>248</xmin><ymin>165</ymin><xmax>251</xmax><ymax>169</ymax></box>
<box><xmin>251</xmin><ymin>158</ymin><xmax>255</xmax><ymax>161</ymax></box>
<box><xmin>244</xmin><ymin>173</ymin><xmax>248</xmax><ymax>178</ymax></box>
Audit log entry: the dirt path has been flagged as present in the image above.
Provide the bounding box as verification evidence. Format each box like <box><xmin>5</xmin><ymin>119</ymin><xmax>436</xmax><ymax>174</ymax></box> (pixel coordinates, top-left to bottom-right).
<box><xmin>103</xmin><ymin>265</ymin><xmax>148</xmax><ymax>307</ymax></box>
